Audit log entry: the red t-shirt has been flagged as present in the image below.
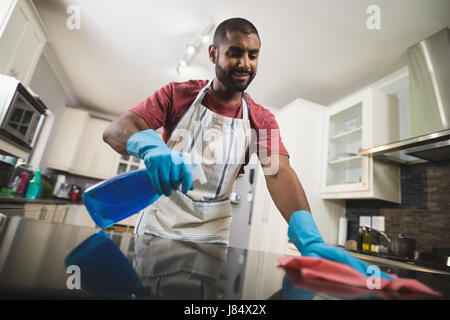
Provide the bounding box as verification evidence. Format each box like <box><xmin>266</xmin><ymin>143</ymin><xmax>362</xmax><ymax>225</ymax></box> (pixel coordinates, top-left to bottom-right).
<box><xmin>129</xmin><ymin>80</ymin><xmax>289</xmax><ymax>172</ymax></box>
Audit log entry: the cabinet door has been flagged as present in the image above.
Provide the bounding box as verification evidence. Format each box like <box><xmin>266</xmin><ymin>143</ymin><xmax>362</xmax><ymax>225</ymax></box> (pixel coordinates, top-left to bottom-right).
<box><xmin>52</xmin><ymin>205</ymin><xmax>68</xmax><ymax>223</ymax></box>
<box><xmin>74</xmin><ymin>205</ymin><xmax>96</xmax><ymax>228</ymax></box>
<box><xmin>71</xmin><ymin>117</ymin><xmax>120</xmax><ymax>179</ymax></box>
<box><xmin>320</xmin><ymin>88</ymin><xmax>400</xmax><ymax>203</ymax></box>
<box><xmin>0</xmin><ymin>0</ymin><xmax>46</xmax><ymax>85</ymax></box>
<box><xmin>116</xmin><ymin>154</ymin><xmax>144</xmax><ymax>175</ymax></box>
<box><xmin>24</xmin><ymin>203</ymin><xmax>43</xmax><ymax>220</ymax></box>
<box><xmin>321</xmin><ymin>91</ymin><xmax>370</xmax><ymax>194</ymax></box>
<box><xmin>63</xmin><ymin>204</ymin><xmax>96</xmax><ymax>228</ymax></box>
<box><xmin>63</xmin><ymin>205</ymin><xmax>79</xmax><ymax>225</ymax></box>
<box><xmin>40</xmin><ymin>204</ymin><xmax>56</xmax><ymax>222</ymax></box>
<box><xmin>47</xmin><ymin>108</ymin><xmax>90</xmax><ymax>171</ymax></box>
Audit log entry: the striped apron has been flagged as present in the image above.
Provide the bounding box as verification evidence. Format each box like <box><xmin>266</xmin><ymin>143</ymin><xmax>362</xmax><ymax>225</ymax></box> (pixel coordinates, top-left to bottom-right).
<box><xmin>134</xmin><ymin>79</ymin><xmax>251</xmax><ymax>245</ymax></box>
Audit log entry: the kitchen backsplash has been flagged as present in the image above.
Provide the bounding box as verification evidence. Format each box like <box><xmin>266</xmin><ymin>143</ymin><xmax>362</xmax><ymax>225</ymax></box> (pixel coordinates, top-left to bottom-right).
<box><xmin>45</xmin><ymin>168</ymin><xmax>102</xmax><ymax>195</ymax></box>
<box><xmin>346</xmin><ymin>159</ymin><xmax>450</xmax><ymax>254</ymax></box>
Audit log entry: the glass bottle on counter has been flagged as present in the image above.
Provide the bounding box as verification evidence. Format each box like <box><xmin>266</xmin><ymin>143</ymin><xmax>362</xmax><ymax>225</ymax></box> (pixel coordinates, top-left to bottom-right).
<box><xmin>362</xmin><ymin>227</ymin><xmax>371</xmax><ymax>253</ymax></box>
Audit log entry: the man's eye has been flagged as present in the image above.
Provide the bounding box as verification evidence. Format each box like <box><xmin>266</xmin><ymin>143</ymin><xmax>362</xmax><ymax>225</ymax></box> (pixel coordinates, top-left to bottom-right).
<box><xmin>250</xmin><ymin>55</ymin><xmax>258</xmax><ymax>59</ymax></box>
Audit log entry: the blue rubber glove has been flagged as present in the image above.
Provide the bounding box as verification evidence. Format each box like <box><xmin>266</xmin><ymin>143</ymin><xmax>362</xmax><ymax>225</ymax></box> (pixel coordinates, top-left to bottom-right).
<box><xmin>288</xmin><ymin>210</ymin><xmax>393</xmax><ymax>281</ymax></box>
<box><xmin>127</xmin><ymin>129</ymin><xmax>193</xmax><ymax>196</ymax></box>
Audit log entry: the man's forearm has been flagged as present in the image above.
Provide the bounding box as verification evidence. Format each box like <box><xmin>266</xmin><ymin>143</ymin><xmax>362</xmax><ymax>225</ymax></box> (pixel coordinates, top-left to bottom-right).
<box><xmin>264</xmin><ymin>156</ymin><xmax>310</xmax><ymax>223</ymax></box>
<box><xmin>103</xmin><ymin>111</ymin><xmax>149</xmax><ymax>155</ymax></box>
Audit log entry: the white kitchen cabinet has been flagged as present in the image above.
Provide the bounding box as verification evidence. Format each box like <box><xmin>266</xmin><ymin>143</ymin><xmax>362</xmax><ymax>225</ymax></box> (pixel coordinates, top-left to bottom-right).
<box><xmin>23</xmin><ymin>203</ymin><xmax>42</xmax><ymax>220</ymax></box>
<box><xmin>47</xmin><ymin>107</ymin><xmax>121</xmax><ymax>180</ymax></box>
<box><xmin>47</xmin><ymin>108</ymin><xmax>90</xmax><ymax>171</ymax></box>
<box><xmin>0</xmin><ymin>0</ymin><xmax>48</xmax><ymax>86</ymax></box>
<box><xmin>247</xmin><ymin>99</ymin><xmax>346</xmax><ymax>255</ymax></box>
<box><xmin>40</xmin><ymin>204</ymin><xmax>56</xmax><ymax>222</ymax></box>
<box><xmin>24</xmin><ymin>203</ymin><xmax>56</xmax><ymax>222</ymax></box>
<box><xmin>71</xmin><ymin>117</ymin><xmax>120</xmax><ymax>179</ymax></box>
<box><xmin>63</xmin><ymin>204</ymin><xmax>96</xmax><ymax>228</ymax></box>
<box><xmin>52</xmin><ymin>204</ymin><xmax>68</xmax><ymax>223</ymax></box>
<box><xmin>321</xmin><ymin>88</ymin><xmax>401</xmax><ymax>203</ymax></box>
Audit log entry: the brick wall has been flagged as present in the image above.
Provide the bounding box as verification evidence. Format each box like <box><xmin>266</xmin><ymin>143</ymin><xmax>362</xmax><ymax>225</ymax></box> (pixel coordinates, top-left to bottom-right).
<box><xmin>346</xmin><ymin>159</ymin><xmax>450</xmax><ymax>254</ymax></box>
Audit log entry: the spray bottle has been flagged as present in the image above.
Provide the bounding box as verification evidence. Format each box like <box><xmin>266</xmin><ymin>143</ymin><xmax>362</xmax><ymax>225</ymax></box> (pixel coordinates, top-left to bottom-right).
<box><xmin>25</xmin><ymin>168</ymin><xmax>41</xmax><ymax>199</ymax></box>
<box><xmin>83</xmin><ymin>154</ymin><xmax>206</xmax><ymax>229</ymax></box>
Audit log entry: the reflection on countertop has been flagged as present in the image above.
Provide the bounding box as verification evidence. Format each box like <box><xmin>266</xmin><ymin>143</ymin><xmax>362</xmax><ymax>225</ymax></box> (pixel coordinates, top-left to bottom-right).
<box><xmin>0</xmin><ymin>216</ymin><xmax>449</xmax><ymax>300</ymax></box>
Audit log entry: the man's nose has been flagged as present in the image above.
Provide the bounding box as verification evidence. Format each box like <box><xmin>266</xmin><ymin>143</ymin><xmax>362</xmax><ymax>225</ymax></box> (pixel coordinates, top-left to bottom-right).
<box><xmin>238</xmin><ymin>55</ymin><xmax>251</xmax><ymax>70</ymax></box>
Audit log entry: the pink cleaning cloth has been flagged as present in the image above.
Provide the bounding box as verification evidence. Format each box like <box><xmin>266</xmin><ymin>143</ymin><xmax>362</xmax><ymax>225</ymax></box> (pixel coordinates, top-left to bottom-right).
<box><xmin>278</xmin><ymin>256</ymin><xmax>442</xmax><ymax>298</ymax></box>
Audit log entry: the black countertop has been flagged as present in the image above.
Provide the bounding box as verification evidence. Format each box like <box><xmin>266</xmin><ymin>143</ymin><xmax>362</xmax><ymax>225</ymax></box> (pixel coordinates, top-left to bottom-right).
<box><xmin>0</xmin><ymin>216</ymin><xmax>449</xmax><ymax>301</ymax></box>
<box><xmin>0</xmin><ymin>196</ymin><xmax>82</xmax><ymax>205</ymax></box>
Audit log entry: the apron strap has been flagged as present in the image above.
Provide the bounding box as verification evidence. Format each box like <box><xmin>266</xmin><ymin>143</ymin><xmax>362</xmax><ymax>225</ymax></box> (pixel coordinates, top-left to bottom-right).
<box><xmin>242</xmin><ymin>94</ymin><xmax>249</xmax><ymax>121</ymax></box>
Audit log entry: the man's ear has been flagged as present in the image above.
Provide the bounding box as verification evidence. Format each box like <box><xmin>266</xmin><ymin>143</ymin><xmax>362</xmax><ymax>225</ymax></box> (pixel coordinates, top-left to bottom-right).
<box><xmin>208</xmin><ymin>44</ymin><xmax>217</xmax><ymax>64</ymax></box>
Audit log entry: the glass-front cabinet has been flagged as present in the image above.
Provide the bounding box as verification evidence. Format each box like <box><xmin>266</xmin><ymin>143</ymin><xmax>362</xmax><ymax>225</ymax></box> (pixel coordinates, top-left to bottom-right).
<box><xmin>326</xmin><ymin>102</ymin><xmax>364</xmax><ymax>187</ymax></box>
<box><xmin>116</xmin><ymin>154</ymin><xmax>145</xmax><ymax>175</ymax></box>
<box><xmin>321</xmin><ymin>88</ymin><xmax>401</xmax><ymax>203</ymax></box>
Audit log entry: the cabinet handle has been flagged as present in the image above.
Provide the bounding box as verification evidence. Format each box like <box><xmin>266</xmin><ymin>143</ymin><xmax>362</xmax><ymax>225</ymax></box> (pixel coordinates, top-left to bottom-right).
<box><xmin>39</xmin><ymin>207</ymin><xmax>46</xmax><ymax>220</ymax></box>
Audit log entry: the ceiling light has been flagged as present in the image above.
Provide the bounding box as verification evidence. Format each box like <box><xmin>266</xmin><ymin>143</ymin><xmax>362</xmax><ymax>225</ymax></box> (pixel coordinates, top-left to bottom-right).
<box><xmin>201</xmin><ymin>35</ymin><xmax>210</xmax><ymax>44</ymax></box>
<box><xmin>186</xmin><ymin>45</ymin><xmax>195</xmax><ymax>55</ymax></box>
<box><xmin>176</xmin><ymin>23</ymin><xmax>215</xmax><ymax>73</ymax></box>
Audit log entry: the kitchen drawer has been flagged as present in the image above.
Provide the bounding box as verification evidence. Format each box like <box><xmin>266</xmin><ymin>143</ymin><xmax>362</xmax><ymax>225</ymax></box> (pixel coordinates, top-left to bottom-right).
<box><xmin>24</xmin><ymin>203</ymin><xmax>56</xmax><ymax>221</ymax></box>
<box><xmin>24</xmin><ymin>203</ymin><xmax>43</xmax><ymax>220</ymax></box>
<box><xmin>40</xmin><ymin>204</ymin><xmax>56</xmax><ymax>222</ymax></box>
<box><xmin>52</xmin><ymin>205</ymin><xmax>69</xmax><ymax>223</ymax></box>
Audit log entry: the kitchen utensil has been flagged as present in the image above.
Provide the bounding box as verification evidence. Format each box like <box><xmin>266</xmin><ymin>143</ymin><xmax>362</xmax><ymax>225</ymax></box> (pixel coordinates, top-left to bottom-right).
<box><xmin>53</xmin><ymin>174</ymin><xmax>71</xmax><ymax>199</ymax></box>
<box><xmin>70</xmin><ymin>184</ymin><xmax>80</xmax><ymax>201</ymax></box>
<box><xmin>390</xmin><ymin>234</ymin><xmax>416</xmax><ymax>259</ymax></box>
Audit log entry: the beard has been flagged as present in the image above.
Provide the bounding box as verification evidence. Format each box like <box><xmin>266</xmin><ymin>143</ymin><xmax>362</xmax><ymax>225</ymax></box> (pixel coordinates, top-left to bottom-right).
<box><xmin>215</xmin><ymin>59</ymin><xmax>255</xmax><ymax>92</ymax></box>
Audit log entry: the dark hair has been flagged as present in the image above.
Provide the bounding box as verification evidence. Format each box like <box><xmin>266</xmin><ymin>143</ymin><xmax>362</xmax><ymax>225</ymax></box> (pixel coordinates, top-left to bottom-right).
<box><xmin>213</xmin><ymin>18</ymin><xmax>260</xmax><ymax>47</ymax></box>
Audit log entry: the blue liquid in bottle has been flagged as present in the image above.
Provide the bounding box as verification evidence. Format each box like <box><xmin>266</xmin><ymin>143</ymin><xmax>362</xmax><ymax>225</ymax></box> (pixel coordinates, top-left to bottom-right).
<box><xmin>83</xmin><ymin>169</ymin><xmax>160</xmax><ymax>229</ymax></box>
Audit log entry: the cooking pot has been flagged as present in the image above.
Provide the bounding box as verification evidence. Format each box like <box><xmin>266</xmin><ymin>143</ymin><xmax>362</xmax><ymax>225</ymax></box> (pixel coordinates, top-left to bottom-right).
<box><xmin>390</xmin><ymin>234</ymin><xmax>416</xmax><ymax>258</ymax></box>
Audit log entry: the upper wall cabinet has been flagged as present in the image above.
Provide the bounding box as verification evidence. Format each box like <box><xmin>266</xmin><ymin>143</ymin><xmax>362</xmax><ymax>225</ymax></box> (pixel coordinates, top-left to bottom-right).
<box><xmin>47</xmin><ymin>108</ymin><xmax>121</xmax><ymax>180</ymax></box>
<box><xmin>0</xmin><ymin>0</ymin><xmax>48</xmax><ymax>86</ymax></box>
<box><xmin>321</xmin><ymin>88</ymin><xmax>401</xmax><ymax>203</ymax></box>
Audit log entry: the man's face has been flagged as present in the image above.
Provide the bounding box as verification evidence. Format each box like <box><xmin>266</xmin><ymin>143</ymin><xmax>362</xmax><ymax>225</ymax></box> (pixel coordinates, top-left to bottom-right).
<box><xmin>211</xmin><ymin>31</ymin><xmax>260</xmax><ymax>92</ymax></box>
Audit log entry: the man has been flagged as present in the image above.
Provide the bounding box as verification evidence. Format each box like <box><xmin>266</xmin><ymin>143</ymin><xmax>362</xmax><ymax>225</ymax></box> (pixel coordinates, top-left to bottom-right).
<box><xmin>104</xmin><ymin>18</ymin><xmax>392</xmax><ymax>280</ymax></box>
